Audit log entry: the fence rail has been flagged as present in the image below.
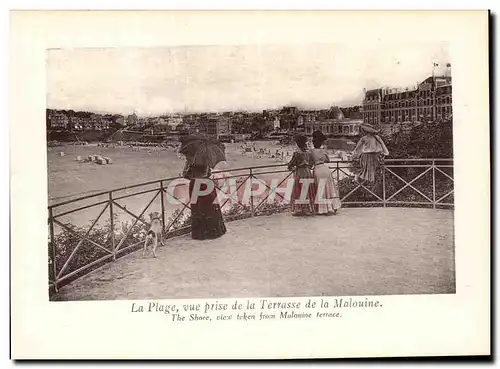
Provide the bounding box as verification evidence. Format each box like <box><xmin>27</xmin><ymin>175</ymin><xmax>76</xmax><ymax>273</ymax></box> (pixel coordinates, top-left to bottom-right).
<box><xmin>48</xmin><ymin>158</ymin><xmax>453</xmax><ymax>294</ymax></box>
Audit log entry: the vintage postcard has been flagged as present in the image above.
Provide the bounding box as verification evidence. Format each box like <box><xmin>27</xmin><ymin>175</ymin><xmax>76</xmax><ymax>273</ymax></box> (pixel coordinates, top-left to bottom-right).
<box><xmin>10</xmin><ymin>10</ymin><xmax>490</xmax><ymax>359</ymax></box>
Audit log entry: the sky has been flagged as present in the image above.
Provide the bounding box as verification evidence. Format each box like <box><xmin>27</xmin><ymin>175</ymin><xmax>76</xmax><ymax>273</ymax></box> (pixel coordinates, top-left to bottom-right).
<box><xmin>47</xmin><ymin>42</ymin><xmax>450</xmax><ymax>116</ymax></box>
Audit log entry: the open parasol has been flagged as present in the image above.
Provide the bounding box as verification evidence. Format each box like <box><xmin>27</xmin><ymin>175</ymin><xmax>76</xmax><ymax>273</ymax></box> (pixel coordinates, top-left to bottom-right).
<box><xmin>179</xmin><ymin>133</ymin><xmax>226</xmax><ymax>169</ymax></box>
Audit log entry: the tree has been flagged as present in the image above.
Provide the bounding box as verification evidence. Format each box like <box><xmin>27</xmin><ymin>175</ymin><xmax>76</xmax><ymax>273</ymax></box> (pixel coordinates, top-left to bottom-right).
<box><xmin>385</xmin><ymin>119</ymin><xmax>453</xmax><ymax>159</ymax></box>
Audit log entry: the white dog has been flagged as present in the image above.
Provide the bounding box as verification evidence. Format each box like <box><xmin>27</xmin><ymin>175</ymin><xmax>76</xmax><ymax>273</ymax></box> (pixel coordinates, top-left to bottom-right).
<box><xmin>143</xmin><ymin>212</ymin><xmax>164</xmax><ymax>258</ymax></box>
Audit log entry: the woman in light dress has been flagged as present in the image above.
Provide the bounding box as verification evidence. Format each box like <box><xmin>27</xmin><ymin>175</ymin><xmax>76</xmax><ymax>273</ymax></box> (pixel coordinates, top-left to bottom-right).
<box><xmin>351</xmin><ymin>123</ymin><xmax>390</xmax><ymax>184</ymax></box>
<box><xmin>287</xmin><ymin>134</ymin><xmax>316</xmax><ymax>216</ymax></box>
<box><xmin>310</xmin><ymin>131</ymin><xmax>341</xmax><ymax>215</ymax></box>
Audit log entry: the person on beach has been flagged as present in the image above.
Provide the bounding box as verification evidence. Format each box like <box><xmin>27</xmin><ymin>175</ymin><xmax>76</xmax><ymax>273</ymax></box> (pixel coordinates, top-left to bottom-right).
<box><xmin>181</xmin><ymin>157</ymin><xmax>227</xmax><ymax>240</ymax></box>
<box><xmin>287</xmin><ymin>134</ymin><xmax>316</xmax><ymax>216</ymax></box>
<box><xmin>311</xmin><ymin>131</ymin><xmax>341</xmax><ymax>215</ymax></box>
<box><xmin>351</xmin><ymin>123</ymin><xmax>389</xmax><ymax>184</ymax></box>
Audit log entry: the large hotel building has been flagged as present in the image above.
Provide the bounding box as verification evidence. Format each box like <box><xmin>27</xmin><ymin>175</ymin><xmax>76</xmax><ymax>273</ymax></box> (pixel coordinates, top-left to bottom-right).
<box><xmin>362</xmin><ymin>74</ymin><xmax>452</xmax><ymax>133</ymax></box>
<box><xmin>303</xmin><ymin>108</ymin><xmax>363</xmax><ymax>138</ymax></box>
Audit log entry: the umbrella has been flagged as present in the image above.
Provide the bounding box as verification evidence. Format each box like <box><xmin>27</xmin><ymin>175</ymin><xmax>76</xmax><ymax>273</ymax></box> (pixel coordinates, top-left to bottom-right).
<box><xmin>179</xmin><ymin>133</ymin><xmax>226</xmax><ymax>168</ymax></box>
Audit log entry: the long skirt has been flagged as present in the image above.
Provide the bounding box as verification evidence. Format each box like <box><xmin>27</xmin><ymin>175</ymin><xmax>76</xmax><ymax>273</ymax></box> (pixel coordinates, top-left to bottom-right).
<box><xmin>356</xmin><ymin>153</ymin><xmax>380</xmax><ymax>183</ymax></box>
<box><xmin>189</xmin><ymin>178</ymin><xmax>227</xmax><ymax>240</ymax></box>
<box><xmin>290</xmin><ymin>167</ymin><xmax>316</xmax><ymax>215</ymax></box>
<box><xmin>313</xmin><ymin>164</ymin><xmax>341</xmax><ymax>214</ymax></box>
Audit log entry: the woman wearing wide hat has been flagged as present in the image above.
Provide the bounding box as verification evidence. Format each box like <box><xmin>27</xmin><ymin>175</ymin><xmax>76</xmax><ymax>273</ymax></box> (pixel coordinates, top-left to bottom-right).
<box><xmin>351</xmin><ymin>123</ymin><xmax>389</xmax><ymax>184</ymax></box>
<box><xmin>311</xmin><ymin>130</ymin><xmax>341</xmax><ymax>215</ymax></box>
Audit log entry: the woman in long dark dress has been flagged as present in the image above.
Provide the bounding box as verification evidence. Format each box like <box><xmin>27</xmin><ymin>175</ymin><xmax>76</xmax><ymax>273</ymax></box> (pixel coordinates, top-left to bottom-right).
<box><xmin>182</xmin><ymin>158</ymin><xmax>227</xmax><ymax>240</ymax></box>
<box><xmin>310</xmin><ymin>131</ymin><xmax>341</xmax><ymax>215</ymax></box>
<box><xmin>287</xmin><ymin>134</ymin><xmax>316</xmax><ymax>216</ymax></box>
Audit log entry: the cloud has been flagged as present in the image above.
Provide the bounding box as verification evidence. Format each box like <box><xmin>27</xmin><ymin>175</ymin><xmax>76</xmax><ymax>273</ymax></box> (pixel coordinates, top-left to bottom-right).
<box><xmin>47</xmin><ymin>42</ymin><xmax>449</xmax><ymax>115</ymax></box>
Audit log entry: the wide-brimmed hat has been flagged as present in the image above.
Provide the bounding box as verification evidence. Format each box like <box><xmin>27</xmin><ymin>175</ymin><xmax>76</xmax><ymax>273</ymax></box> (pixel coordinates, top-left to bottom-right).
<box><xmin>359</xmin><ymin>123</ymin><xmax>380</xmax><ymax>134</ymax></box>
<box><xmin>312</xmin><ymin>130</ymin><xmax>327</xmax><ymax>143</ymax></box>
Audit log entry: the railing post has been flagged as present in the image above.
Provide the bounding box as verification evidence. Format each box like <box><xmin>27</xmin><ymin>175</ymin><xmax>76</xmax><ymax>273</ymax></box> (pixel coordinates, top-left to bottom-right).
<box><xmin>48</xmin><ymin>208</ymin><xmax>58</xmax><ymax>292</ymax></box>
<box><xmin>109</xmin><ymin>192</ymin><xmax>116</xmax><ymax>260</ymax></box>
<box><xmin>249</xmin><ymin>168</ymin><xmax>254</xmax><ymax>216</ymax></box>
<box><xmin>382</xmin><ymin>164</ymin><xmax>386</xmax><ymax>207</ymax></box>
<box><xmin>160</xmin><ymin>180</ymin><xmax>166</xmax><ymax>234</ymax></box>
<box><xmin>432</xmin><ymin>160</ymin><xmax>436</xmax><ymax>209</ymax></box>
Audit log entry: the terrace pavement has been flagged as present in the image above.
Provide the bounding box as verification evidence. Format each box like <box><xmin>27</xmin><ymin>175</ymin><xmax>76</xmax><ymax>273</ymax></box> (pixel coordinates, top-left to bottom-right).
<box><xmin>52</xmin><ymin>207</ymin><xmax>455</xmax><ymax>301</ymax></box>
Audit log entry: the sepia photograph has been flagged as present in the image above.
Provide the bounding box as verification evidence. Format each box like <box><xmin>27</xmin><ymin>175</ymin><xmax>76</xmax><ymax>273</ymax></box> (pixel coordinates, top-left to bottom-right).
<box><xmin>10</xmin><ymin>9</ymin><xmax>489</xmax><ymax>360</ymax></box>
<box><xmin>46</xmin><ymin>43</ymin><xmax>455</xmax><ymax>302</ymax></box>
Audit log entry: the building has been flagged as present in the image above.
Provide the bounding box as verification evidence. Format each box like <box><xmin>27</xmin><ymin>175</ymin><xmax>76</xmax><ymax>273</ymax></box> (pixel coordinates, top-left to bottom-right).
<box><xmin>69</xmin><ymin>117</ymin><xmax>86</xmax><ymax>131</ymax></box>
<box><xmin>362</xmin><ymin>89</ymin><xmax>383</xmax><ymax>126</ymax></box>
<box><xmin>279</xmin><ymin>106</ymin><xmax>300</xmax><ymax>130</ymax></box>
<box><xmin>48</xmin><ymin>112</ymin><xmax>69</xmax><ymax>130</ymax></box>
<box><xmin>83</xmin><ymin>119</ymin><xmax>94</xmax><ymax>131</ymax></box>
<box><xmin>435</xmin><ymin>81</ymin><xmax>453</xmax><ymax>121</ymax></box>
<box><xmin>198</xmin><ymin>116</ymin><xmax>232</xmax><ymax>139</ymax></box>
<box><xmin>151</xmin><ymin>117</ymin><xmax>172</xmax><ymax>134</ymax></box>
<box><xmin>48</xmin><ymin>111</ymin><xmax>123</xmax><ymax>132</ymax></box>
<box><xmin>304</xmin><ymin>117</ymin><xmax>363</xmax><ymax>137</ymax></box>
<box><xmin>304</xmin><ymin>106</ymin><xmax>363</xmax><ymax>137</ymax></box>
<box><xmin>328</xmin><ymin>106</ymin><xmax>344</xmax><ymax>120</ymax></box>
<box><xmin>362</xmin><ymin>75</ymin><xmax>453</xmax><ymax>132</ymax></box>
<box><xmin>297</xmin><ymin>112</ymin><xmax>317</xmax><ymax>127</ymax></box>
<box><xmin>90</xmin><ymin>116</ymin><xmax>110</xmax><ymax>131</ymax></box>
